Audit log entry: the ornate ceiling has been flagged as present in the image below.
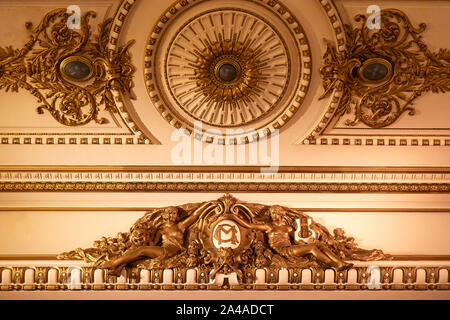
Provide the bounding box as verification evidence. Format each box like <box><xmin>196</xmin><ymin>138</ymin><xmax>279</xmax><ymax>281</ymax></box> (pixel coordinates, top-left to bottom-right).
<box><xmin>0</xmin><ymin>0</ymin><xmax>448</xmax><ymax>154</ymax></box>
<box><xmin>0</xmin><ymin>0</ymin><xmax>449</xmax><ymax>301</ymax></box>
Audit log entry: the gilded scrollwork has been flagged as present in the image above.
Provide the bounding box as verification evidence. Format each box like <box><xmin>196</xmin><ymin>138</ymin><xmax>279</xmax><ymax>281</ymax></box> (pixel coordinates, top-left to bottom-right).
<box><xmin>319</xmin><ymin>9</ymin><xmax>450</xmax><ymax>129</ymax></box>
<box><xmin>0</xmin><ymin>9</ymin><xmax>135</xmax><ymax>126</ymax></box>
<box><xmin>57</xmin><ymin>194</ymin><xmax>391</xmax><ymax>280</ymax></box>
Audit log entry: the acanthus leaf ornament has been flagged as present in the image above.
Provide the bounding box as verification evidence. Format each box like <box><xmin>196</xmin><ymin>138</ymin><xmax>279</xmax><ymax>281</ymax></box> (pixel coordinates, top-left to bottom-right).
<box><xmin>319</xmin><ymin>9</ymin><xmax>450</xmax><ymax>130</ymax></box>
<box><xmin>0</xmin><ymin>9</ymin><xmax>136</xmax><ymax>126</ymax></box>
<box><xmin>57</xmin><ymin>195</ymin><xmax>391</xmax><ymax>280</ymax></box>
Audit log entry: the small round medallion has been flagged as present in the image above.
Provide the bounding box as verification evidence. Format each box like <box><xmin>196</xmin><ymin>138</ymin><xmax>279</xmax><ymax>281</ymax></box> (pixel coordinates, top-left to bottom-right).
<box><xmin>212</xmin><ymin>220</ymin><xmax>241</xmax><ymax>249</ymax></box>
<box><xmin>59</xmin><ymin>56</ymin><xmax>93</xmax><ymax>82</ymax></box>
<box><xmin>213</xmin><ymin>58</ymin><xmax>242</xmax><ymax>86</ymax></box>
<box><xmin>358</xmin><ymin>58</ymin><xmax>392</xmax><ymax>83</ymax></box>
<box><xmin>218</xmin><ymin>63</ymin><xmax>238</xmax><ymax>82</ymax></box>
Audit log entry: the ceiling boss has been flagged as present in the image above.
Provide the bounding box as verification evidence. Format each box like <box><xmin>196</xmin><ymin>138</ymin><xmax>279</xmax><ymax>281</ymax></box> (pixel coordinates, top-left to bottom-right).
<box><xmin>169</xmin><ymin>10</ymin><xmax>289</xmax><ymax>127</ymax></box>
<box><xmin>145</xmin><ymin>0</ymin><xmax>311</xmax><ymax>143</ymax></box>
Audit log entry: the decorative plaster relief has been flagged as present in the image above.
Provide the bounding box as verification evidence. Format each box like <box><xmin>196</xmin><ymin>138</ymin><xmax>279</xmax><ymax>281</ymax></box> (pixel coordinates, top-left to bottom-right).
<box><xmin>0</xmin><ymin>0</ymin><xmax>155</xmax><ymax>144</ymax></box>
<box><xmin>303</xmin><ymin>3</ymin><xmax>450</xmax><ymax>146</ymax></box>
<box><xmin>145</xmin><ymin>0</ymin><xmax>311</xmax><ymax>144</ymax></box>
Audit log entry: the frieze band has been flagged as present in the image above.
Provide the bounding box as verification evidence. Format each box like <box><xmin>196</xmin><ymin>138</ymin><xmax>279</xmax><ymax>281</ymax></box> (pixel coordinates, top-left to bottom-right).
<box><xmin>1</xmin><ymin>195</ymin><xmax>449</xmax><ymax>292</ymax></box>
<box><xmin>0</xmin><ymin>182</ymin><xmax>449</xmax><ymax>193</ymax></box>
<box><xmin>1</xmin><ymin>194</ymin><xmax>443</xmax><ymax>291</ymax></box>
<box><xmin>1</xmin><ymin>264</ymin><xmax>449</xmax><ymax>291</ymax></box>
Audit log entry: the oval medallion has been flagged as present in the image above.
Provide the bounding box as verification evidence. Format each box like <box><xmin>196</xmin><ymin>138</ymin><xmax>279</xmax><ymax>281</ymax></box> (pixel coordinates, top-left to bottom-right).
<box><xmin>212</xmin><ymin>220</ymin><xmax>241</xmax><ymax>249</ymax></box>
<box><xmin>359</xmin><ymin>58</ymin><xmax>392</xmax><ymax>83</ymax></box>
<box><xmin>60</xmin><ymin>56</ymin><xmax>93</xmax><ymax>82</ymax></box>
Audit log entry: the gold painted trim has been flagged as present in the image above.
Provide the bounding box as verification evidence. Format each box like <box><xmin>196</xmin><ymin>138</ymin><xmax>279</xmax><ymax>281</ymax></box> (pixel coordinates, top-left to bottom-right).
<box><xmin>1</xmin><ymin>166</ymin><xmax>448</xmax><ymax>192</ymax></box>
<box><xmin>0</xmin><ymin>165</ymin><xmax>448</xmax><ymax>173</ymax></box>
<box><xmin>391</xmin><ymin>255</ymin><xmax>450</xmax><ymax>261</ymax></box>
<box><xmin>305</xmin><ymin>136</ymin><xmax>450</xmax><ymax>146</ymax></box>
<box><xmin>0</xmin><ymin>254</ymin><xmax>449</xmax><ymax>262</ymax></box>
<box><xmin>0</xmin><ymin>207</ymin><xmax>448</xmax><ymax>212</ymax></box>
<box><xmin>0</xmin><ymin>182</ymin><xmax>448</xmax><ymax>193</ymax></box>
<box><xmin>0</xmin><ymin>255</ymin><xmax>57</xmax><ymax>261</ymax></box>
<box><xmin>0</xmin><ymin>283</ymin><xmax>447</xmax><ymax>291</ymax></box>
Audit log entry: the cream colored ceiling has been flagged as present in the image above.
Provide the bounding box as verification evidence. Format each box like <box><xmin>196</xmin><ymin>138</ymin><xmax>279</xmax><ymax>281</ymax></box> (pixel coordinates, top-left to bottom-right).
<box><xmin>0</xmin><ymin>0</ymin><xmax>449</xmax><ymax>167</ymax></box>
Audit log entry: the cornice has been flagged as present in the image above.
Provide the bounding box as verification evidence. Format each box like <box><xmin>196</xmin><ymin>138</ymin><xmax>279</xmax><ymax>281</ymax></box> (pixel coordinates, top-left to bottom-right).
<box><xmin>0</xmin><ymin>207</ymin><xmax>447</xmax><ymax>212</ymax></box>
<box><xmin>1</xmin><ymin>255</ymin><xmax>449</xmax><ymax>261</ymax></box>
<box><xmin>0</xmin><ymin>166</ymin><xmax>448</xmax><ymax>193</ymax></box>
<box><xmin>0</xmin><ymin>182</ymin><xmax>448</xmax><ymax>193</ymax></box>
<box><xmin>0</xmin><ymin>165</ymin><xmax>448</xmax><ymax>173</ymax></box>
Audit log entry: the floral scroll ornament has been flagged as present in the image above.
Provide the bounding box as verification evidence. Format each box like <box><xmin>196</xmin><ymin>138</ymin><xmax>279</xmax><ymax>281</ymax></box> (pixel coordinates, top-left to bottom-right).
<box><xmin>319</xmin><ymin>9</ymin><xmax>450</xmax><ymax>129</ymax></box>
<box><xmin>0</xmin><ymin>9</ymin><xmax>135</xmax><ymax>126</ymax></box>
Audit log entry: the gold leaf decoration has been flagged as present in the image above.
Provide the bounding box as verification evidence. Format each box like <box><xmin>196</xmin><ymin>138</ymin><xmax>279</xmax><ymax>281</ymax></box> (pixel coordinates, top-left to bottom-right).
<box><xmin>58</xmin><ymin>195</ymin><xmax>390</xmax><ymax>278</ymax></box>
<box><xmin>319</xmin><ymin>9</ymin><xmax>450</xmax><ymax>129</ymax></box>
<box><xmin>0</xmin><ymin>9</ymin><xmax>135</xmax><ymax>126</ymax></box>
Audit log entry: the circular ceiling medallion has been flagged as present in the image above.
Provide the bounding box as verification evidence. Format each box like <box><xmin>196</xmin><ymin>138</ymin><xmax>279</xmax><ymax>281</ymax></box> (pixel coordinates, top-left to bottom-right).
<box><xmin>145</xmin><ymin>0</ymin><xmax>311</xmax><ymax>144</ymax></box>
<box><xmin>167</xmin><ymin>9</ymin><xmax>290</xmax><ymax>128</ymax></box>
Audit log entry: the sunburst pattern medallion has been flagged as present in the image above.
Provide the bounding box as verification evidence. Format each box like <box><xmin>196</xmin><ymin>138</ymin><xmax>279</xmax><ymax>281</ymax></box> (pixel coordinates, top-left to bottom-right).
<box><xmin>166</xmin><ymin>10</ymin><xmax>289</xmax><ymax>127</ymax></box>
<box><xmin>145</xmin><ymin>0</ymin><xmax>312</xmax><ymax>144</ymax></box>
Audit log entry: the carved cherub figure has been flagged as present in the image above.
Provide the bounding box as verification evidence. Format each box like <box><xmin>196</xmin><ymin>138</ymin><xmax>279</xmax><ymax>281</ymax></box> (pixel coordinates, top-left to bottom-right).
<box><xmin>233</xmin><ymin>205</ymin><xmax>353</xmax><ymax>271</ymax></box>
<box><xmin>333</xmin><ymin>228</ymin><xmax>388</xmax><ymax>261</ymax></box>
<box><xmin>101</xmin><ymin>202</ymin><xmax>216</xmax><ymax>275</ymax></box>
<box><xmin>311</xmin><ymin>223</ymin><xmax>390</xmax><ymax>261</ymax></box>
